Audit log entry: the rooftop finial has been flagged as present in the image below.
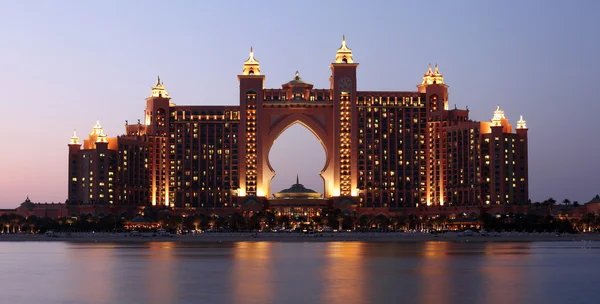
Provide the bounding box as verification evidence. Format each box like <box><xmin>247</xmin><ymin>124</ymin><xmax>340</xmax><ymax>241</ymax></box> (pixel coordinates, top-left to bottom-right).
<box><xmin>69</xmin><ymin>129</ymin><xmax>80</xmax><ymax>144</ymax></box>
<box><xmin>491</xmin><ymin>105</ymin><xmax>505</xmax><ymax>126</ymax></box>
<box><xmin>151</xmin><ymin>76</ymin><xmax>170</xmax><ymax>98</ymax></box>
<box><xmin>242</xmin><ymin>46</ymin><xmax>261</xmax><ymax>75</ymax></box>
<box><xmin>335</xmin><ymin>35</ymin><xmax>353</xmax><ymax>63</ymax></box>
<box><xmin>421</xmin><ymin>63</ymin><xmax>445</xmax><ymax>85</ymax></box>
<box><xmin>295</xmin><ymin>71</ymin><xmax>299</xmax><ymax>78</ymax></box>
<box><xmin>296</xmin><ymin>174</ymin><xmax>299</xmax><ymax>185</ymax></box>
<box><xmin>96</xmin><ymin>129</ymin><xmax>108</xmax><ymax>143</ymax></box>
<box><xmin>517</xmin><ymin>115</ymin><xmax>527</xmax><ymax>129</ymax></box>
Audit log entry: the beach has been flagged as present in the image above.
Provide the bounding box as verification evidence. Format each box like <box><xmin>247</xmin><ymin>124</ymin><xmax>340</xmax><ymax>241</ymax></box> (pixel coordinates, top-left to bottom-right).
<box><xmin>2</xmin><ymin>232</ymin><xmax>600</xmax><ymax>243</ymax></box>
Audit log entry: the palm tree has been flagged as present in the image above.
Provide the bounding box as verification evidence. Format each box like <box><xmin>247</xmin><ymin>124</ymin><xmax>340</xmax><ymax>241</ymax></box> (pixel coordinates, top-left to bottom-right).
<box><xmin>336</xmin><ymin>215</ymin><xmax>345</xmax><ymax>231</ymax></box>
<box><xmin>563</xmin><ymin>199</ymin><xmax>571</xmax><ymax>206</ymax></box>
<box><xmin>276</xmin><ymin>215</ymin><xmax>289</xmax><ymax>230</ymax></box>
<box><xmin>351</xmin><ymin>210</ymin><xmax>358</xmax><ymax>230</ymax></box>
<box><xmin>10</xmin><ymin>215</ymin><xmax>24</xmax><ymax>233</ymax></box>
<box><xmin>312</xmin><ymin>216</ymin><xmax>323</xmax><ymax>229</ymax></box>
<box><xmin>359</xmin><ymin>214</ymin><xmax>373</xmax><ymax>230</ymax></box>
<box><xmin>375</xmin><ymin>214</ymin><xmax>389</xmax><ymax>231</ymax></box>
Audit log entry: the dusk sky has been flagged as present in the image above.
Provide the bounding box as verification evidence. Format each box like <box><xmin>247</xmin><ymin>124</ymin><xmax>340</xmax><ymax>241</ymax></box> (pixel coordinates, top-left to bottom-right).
<box><xmin>1</xmin><ymin>1</ymin><xmax>599</xmax><ymax>208</ymax></box>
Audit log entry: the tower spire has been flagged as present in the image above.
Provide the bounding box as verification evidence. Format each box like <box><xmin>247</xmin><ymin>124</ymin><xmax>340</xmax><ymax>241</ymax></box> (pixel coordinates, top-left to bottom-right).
<box><xmin>151</xmin><ymin>76</ymin><xmax>170</xmax><ymax>98</ymax></box>
<box><xmin>91</xmin><ymin>121</ymin><xmax>102</xmax><ymax>135</ymax></box>
<box><xmin>491</xmin><ymin>105</ymin><xmax>506</xmax><ymax>126</ymax></box>
<box><xmin>296</xmin><ymin>174</ymin><xmax>299</xmax><ymax>185</ymax></box>
<box><xmin>69</xmin><ymin>129</ymin><xmax>80</xmax><ymax>145</ymax></box>
<box><xmin>517</xmin><ymin>115</ymin><xmax>527</xmax><ymax>129</ymax></box>
<box><xmin>421</xmin><ymin>63</ymin><xmax>444</xmax><ymax>85</ymax></box>
<box><xmin>96</xmin><ymin>129</ymin><xmax>108</xmax><ymax>143</ymax></box>
<box><xmin>335</xmin><ymin>35</ymin><xmax>353</xmax><ymax>63</ymax></box>
<box><xmin>242</xmin><ymin>46</ymin><xmax>261</xmax><ymax>75</ymax></box>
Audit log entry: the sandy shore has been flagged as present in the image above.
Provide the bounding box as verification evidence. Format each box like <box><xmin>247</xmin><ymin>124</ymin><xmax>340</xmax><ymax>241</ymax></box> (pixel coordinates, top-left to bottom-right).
<box><xmin>2</xmin><ymin>232</ymin><xmax>600</xmax><ymax>243</ymax></box>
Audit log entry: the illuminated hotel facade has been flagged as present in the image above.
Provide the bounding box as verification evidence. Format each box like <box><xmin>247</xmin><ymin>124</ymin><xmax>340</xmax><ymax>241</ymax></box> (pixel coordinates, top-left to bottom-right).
<box><xmin>67</xmin><ymin>37</ymin><xmax>529</xmax><ymax>216</ymax></box>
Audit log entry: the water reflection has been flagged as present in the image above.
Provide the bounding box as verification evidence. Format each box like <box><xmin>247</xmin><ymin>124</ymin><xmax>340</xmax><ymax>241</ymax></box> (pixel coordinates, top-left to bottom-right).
<box><xmin>418</xmin><ymin>242</ymin><xmax>451</xmax><ymax>304</ymax></box>
<box><xmin>322</xmin><ymin>242</ymin><xmax>366</xmax><ymax>304</ymax></box>
<box><xmin>145</xmin><ymin>242</ymin><xmax>176</xmax><ymax>304</ymax></box>
<box><xmin>481</xmin><ymin>243</ymin><xmax>531</xmax><ymax>304</ymax></box>
<box><xmin>1</xmin><ymin>241</ymin><xmax>599</xmax><ymax>304</ymax></box>
<box><xmin>68</xmin><ymin>244</ymin><xmax>118</xmax><ymax>304</ymax></box>
<box><xmin>231</xmin><ymin>242</ymin><xmax>273</xmax><ymax>304</ymax></box>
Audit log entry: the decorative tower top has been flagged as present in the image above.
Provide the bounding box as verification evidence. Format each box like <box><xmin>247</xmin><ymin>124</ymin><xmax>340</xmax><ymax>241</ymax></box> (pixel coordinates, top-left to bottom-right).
<box><xmin>150</xmin><ymin>76</ymin><xmax>170</xmax><ymax>98</ymax></box>
<box><xmin>422</xmin><ymin>63</ymin><xmax>444</xmax><ymax>85</ymax></box>
<box><xmin>335</xmin><ymin>35</ymin><xmax>354</xmax><ymax>63</ymax></box>
<box><xmin>296</xmin><ymin>174</ymin><xmax>299</xmax><ymax>185</ymax></box>
<box><xmin>287</xmin><ymin>71</ymin><xmax>308</xmax><ymax>84</ymax></box>
<box><xmin>242</xmin><ymin>47</ymin><xmax>261</xmax><ymax>75</ymax></box>
<box><xmin>91</xmin><ymin>120</ymin><xmax>103</xmax><ymax>135</ymax></box>
<box><xmin>69</xmin><ymin>129</ymin><xmax>80</xmax><ymax>145</ymax></box>
<box><xmin>96</xmin><ymin>129</ymin><xmax>108</xmax><ymax>143</ymax></box>
<box><xmin>491</xmin><ymin>105</ymin><xmax>506</xmax><ymax>127</ymax></box>
<box><xmin>517</xmin><ymin>115</ymin><xmax>527</xmax><ymax>129</ymax></box>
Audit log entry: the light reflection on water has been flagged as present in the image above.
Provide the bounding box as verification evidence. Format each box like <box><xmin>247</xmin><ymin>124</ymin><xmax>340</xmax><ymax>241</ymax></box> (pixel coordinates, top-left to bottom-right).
<box><xmin>0</xmin><ymin>241</ymin><xmax>598</xmax><ymax>304</ymax></box>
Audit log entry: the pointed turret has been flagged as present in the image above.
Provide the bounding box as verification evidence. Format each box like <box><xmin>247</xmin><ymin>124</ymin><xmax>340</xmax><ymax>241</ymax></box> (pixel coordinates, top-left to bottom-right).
<box><xmin>335</xmin><ymin>35</ymin><xmax>354</xmax><ymax>63</ymax></box>
<box><xmin>517</xmin><ymin>115</ymin><xmax>527</xmax><ymax>129</ymax></box>
<box><xmin>242</xmin><ymin>47</ymin><xmax>261</xmax><ymax>75</ymax></box>
<box><xmin>491</xmin><ymin>105</ymin><xmax>506</xmax><ymax>127</ymax></box>
<box><xmin>91</xmin><ymin>120</ymin><xmax>103</xmax><ymax>135</ymax></box>
<box><xmin>422</xmin><ymin>63</ymin><xmax>444</xmax><ymax>85</ymax></box>
<box><xmin>69</xmin><ymin>129</ymin><xmax>80</xmax><ymax>145</ymax></box>
<box><xmin>150</xmin><ymin>75</ymin><xmax>170</xmax><ymax>98</ymax></box>
<box><xmin>96</xmin><ymin>129</ymin><xmax>108</xmax><ymax>143</ymax></box>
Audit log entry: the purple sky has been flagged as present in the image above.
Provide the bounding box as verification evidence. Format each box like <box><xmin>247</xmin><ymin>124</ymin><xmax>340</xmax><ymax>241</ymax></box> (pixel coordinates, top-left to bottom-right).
<box><xmin>1</xmin><ymin>1</ymin><xmax>599</xmax><ymax>207</ymax></box>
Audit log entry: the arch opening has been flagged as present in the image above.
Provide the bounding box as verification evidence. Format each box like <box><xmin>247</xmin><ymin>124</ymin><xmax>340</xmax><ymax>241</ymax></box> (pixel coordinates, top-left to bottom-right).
<box><xmin>267</xmin><ymin>123</ymin><xmax>326</xmax><ymax>199</ymax></box>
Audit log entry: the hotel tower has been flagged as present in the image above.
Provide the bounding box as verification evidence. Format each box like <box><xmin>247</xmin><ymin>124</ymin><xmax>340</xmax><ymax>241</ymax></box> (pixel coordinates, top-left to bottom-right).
<box><xmin>67</xmin><ymin>37</ymin><xmax>528</xmax><ymax>216</ymax></box>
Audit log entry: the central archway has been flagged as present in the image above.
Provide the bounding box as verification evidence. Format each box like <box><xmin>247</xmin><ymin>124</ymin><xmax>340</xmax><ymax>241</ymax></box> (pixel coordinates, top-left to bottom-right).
<box><xmin>268</xmin><ymin>123</ymin><xmax>327</xmax><ymax>198</ymax></box>
<box><xmin>258</xmin><ymin>111</ymin><xmax>335</xmax><ymax>199</ymax></box>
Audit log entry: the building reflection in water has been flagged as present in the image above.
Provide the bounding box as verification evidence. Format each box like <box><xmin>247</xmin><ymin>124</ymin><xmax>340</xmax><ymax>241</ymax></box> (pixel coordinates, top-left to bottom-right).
<box><xmin>144</xmin><ymin>242</ymin><xmax>177</xmax><ymax>304</ymax></box>
<box><xmin>231</xmin><ymin>242</ymin><xmax>273</xmax><ymax>304</ymax></box>
<box><xmin>67</xmin><ymin>244</ymin><xmax>118</xmax><ymax>304</ymax></box>
<box><xmin>417</xmin><ymin>241</ymin><xmax>451</xmax><ymax>304</ymax></box>
<box><xmin>321</xmin><ymin>242</ymin><xmax>366</xmax><ymax>304</ymax></box>
<box><xmin>480</xmin><ymin>242</ymin><xmax>531</xmax><ymax>304</ymax></box>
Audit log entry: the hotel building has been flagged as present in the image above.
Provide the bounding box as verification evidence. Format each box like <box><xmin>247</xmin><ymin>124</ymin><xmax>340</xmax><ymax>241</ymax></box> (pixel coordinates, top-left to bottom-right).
<box><xmin>67</xmin><ymin>37</ymin><xmax>529</xmax><ymax>216</ymax></box>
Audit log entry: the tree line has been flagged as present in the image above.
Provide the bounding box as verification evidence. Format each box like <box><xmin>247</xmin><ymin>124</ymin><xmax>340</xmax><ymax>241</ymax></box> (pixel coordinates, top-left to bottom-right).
<box><xmin>2</xmin><ymin>207</ymin><xmax>599</xmax><ymax>234</ymax></box>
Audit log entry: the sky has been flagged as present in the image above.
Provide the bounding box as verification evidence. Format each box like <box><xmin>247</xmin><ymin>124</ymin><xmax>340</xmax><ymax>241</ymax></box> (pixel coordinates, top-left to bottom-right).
<box><xmin>0</xmin><ymin>0</ymin><xmax>599</xmax><ymax>208</ymax></box>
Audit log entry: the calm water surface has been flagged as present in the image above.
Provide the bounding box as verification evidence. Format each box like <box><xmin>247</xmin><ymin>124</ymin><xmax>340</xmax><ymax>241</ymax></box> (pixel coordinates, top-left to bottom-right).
<box><xmin>0</xmin><ymin>241</ymin><xmax>598</xmax><ymax>304</ymax></box>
